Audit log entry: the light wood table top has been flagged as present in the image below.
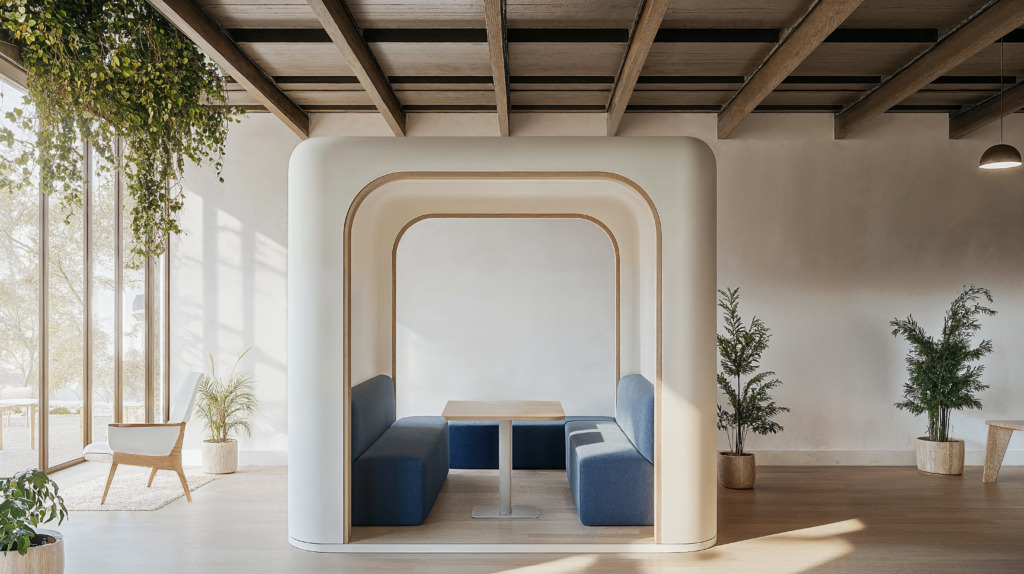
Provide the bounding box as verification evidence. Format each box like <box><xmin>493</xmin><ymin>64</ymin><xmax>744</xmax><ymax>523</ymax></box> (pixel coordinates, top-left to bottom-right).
<box><xmin>441</xmin><ymin>400</ymin><xmax>565</xmax><ymax>421</ymax></box>
<box><xmin>986</xmin><ymin>420</ymin><xmax>1024</xmax><ymax>431</ymax></box>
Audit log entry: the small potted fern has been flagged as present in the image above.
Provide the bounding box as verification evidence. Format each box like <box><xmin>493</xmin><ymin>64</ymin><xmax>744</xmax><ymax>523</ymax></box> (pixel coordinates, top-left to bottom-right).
<box><xmin>716</xmin><ymin>288</ymin><xmax>789</xmax><ymax>490</ymax></box>
<box><xmin>0</xmin><ymin>469</ymin><xmax>67</xmax><ymax>573</ymax></box>
<box><xmin>196</xmin><ymin>349</ymin><xmax>260</xmax><ymax>474</ymax></box>
<box><xmin>891</xmin><ymin>286</ymin><xmax>995</xmax><ymax>475</ymax></box>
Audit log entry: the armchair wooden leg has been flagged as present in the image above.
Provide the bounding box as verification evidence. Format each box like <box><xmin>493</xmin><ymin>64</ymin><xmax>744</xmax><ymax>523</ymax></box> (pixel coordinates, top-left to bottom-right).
<box><xmin>175</xmin><ymin>467</ymin><xmax>192</xmax><ymax>503</ymax></box>
<box><xmin>101</xmin><ymin>463</ymin><xmax>119</xmax><ymax>505</ymax></box>
<box><xmin>147</xmin><ymin>468</ymin><xmax>158</xmax><ymax>487</ymax></box>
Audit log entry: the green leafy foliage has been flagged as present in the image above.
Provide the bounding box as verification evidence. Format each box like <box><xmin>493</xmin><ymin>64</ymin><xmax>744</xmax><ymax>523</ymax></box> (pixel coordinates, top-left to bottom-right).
<box><xmin>0</xmin><ymin>469</ymin><xmax>67</xmax><ymax>556</ymax></box>
<box><xmin>891</xmin><ymin>286</ymin><xmax>995</xmax><ymax>442</ymax></box>
<box><xmin>196</xmin><ymin>348</ymin><xmax>259</xmax><ymax>443</ymax></box>
<box><xmin>716</xmin><ymin>288</ymin><xmax>789</xmax><ymax>456</ymax></box>
<box><xmin>0</xmin><ymin>1</ymin><xmax>243</xmax><ymax>264</ymax></box>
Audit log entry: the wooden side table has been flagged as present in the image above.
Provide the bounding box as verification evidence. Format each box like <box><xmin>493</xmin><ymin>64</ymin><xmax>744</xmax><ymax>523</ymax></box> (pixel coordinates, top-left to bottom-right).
<box><xmin>983</xmin><ymin>420</ymin><xmax>1023</xmax><ymax>482</ymax></box>
<box><xmin>442</xmin><ymin>400</ymin><xmax>565</xmax><ymax>519</ymax></box>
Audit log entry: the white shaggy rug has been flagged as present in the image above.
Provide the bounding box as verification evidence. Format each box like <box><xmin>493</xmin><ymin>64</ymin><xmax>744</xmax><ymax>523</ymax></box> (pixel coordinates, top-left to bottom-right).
<box><xmin>61</xmin><ymin>472</ymin><xmax>216</xmax><ymax>511</ymax></box>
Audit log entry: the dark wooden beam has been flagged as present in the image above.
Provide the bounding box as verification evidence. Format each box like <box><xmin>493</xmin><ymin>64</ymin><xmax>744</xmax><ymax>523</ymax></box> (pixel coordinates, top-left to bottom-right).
<box><xmin>949</xmin><ymin>79</ymin><xmax>1024</xmax><ymax>138</ymax></box>
<box><xmin>307</xmin><ymin>0</ymin><xmax>406</xmax><ymax>136</ymax></box>
<box><xmin>483</xmin><ymin>0</ymin><xmax>510</xmax><ymax>136</ymax></box>
<box><xmin>0</xmin><ymin>32</ymin><xmax>27</xmax><ymax>92</ymax></box>
<box><xmin>717</xmin><ymin>0</ymin><xmax>864</xmax><ymax>139</ymax></box>
<box><xmin>147</xmin><ymin>0</ymin><xmax>309</xmax><ymax>138</ymax></box>
<box><xmin>835</xmin><ymin>0</ymin><xmax>1024</xmax><ymax>140</ymax></box>
<box><xmin>607</xmin><ymin>0</ymin><xmax>672</xmax><ymax>136</ymax></box>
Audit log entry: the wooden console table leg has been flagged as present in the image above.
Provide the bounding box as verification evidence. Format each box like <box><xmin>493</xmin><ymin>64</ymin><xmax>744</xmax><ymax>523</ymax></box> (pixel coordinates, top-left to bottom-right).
<box><xmin>30</xmin><ymin>404</ymin><xmax>35</xmax><ymax>450</ymax></box>
<box><xmin>983</xmin><ymin>425</ymin><xmax>1014</xmax><ymax>482</ymax></box>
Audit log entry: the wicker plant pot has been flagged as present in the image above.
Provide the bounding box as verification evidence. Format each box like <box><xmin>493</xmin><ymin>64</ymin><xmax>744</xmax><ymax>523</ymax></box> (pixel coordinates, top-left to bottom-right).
<box><xmin>718</xmin><ymin>452</ymin><xmax>756</xmax><ymax>489</ymax></box>
<box><xmin>0</xmin><ymin>529</ymin><xmax>64</xmax><ymax>574</ymax></box>
<box><xmin>203</xmin><ymin>440</ymin><xmax>239</xmax><ymax>474</ymax></box>
<box><xmin>916</xmin><ymin>437</ymin><xmax>965</xmax><ymax>475</ymax></box>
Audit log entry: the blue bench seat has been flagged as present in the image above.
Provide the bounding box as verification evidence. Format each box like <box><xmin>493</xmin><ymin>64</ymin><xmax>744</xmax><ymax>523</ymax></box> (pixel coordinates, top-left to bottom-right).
<box><xmin>350</xmin><ymin>375</ymin><xmax>449</xmax><ymax>526</ymax></box>
<box><xmin>565</xmin><ymin>375</ymin><xmax>654</xmax><ymax>526</ymax></box>
<box><xmin>450</xmin><ymin>416</ymin><xmax>614</xmax><ymax>470</ymax></box>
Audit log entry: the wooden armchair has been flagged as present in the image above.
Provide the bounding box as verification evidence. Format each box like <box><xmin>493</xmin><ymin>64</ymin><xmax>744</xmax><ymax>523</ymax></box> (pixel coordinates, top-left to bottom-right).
<box><xmin>84</xmin><ymin>372</ymin><xmax>203</xmax><ymax>504</ymax></box>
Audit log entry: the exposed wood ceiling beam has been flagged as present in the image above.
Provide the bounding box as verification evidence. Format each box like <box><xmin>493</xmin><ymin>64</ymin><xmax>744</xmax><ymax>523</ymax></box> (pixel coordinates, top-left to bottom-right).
<box><xmin>483</xmin><ymin>0</ymin><xmax>510</xmax><ymax>136</ymax></box>
<box><xmin>225</xmin><ymin>27</ymin><xmax>944</xmax><ymax>45</ymax></box>
<box><xmin>834</xmin><ymin>0</ymin><xmax>1024</xmax><ymax>140</ymax></box>
<box><xmin>949</xmin><ymin>79</ymin><xmax>1024</xmax><ymax>138</ymax></box>
<box><xmin>307</xmin><ymin>0</ymin><xmax>406</xmax><ymax>136</ymax></box>
<box><xmin>148</xmin><ymin>0</ymin><xmax>308</xmax><ymax>139</ymax></box>
<box><xmin>717</xmin><ymin>0</ymin><xmax>864</xmax><ymax>140</ymax></box>
<box><xmin>0</xmin><ymin>33</ymin><xmax>27</xmax><ymax>92</ymax></box>
<box><xmin>607</xmin><ymin>0</ymin><xmax>672</xmax><ymax>136</ymax></box>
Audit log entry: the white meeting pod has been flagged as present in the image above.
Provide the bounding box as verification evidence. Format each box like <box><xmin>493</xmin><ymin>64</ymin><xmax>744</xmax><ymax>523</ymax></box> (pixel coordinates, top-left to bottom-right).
<box><xmin>287</xmin><ymin>137</ymin><xmax>718</xmax><ymax>553</ymax></box>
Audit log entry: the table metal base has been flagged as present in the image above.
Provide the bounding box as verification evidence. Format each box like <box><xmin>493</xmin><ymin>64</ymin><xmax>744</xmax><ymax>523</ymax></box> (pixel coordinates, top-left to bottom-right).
<box><xmin>471</xmin><ymin>504</ymin><xmax>540</xmax><ymax>519</ymax></box>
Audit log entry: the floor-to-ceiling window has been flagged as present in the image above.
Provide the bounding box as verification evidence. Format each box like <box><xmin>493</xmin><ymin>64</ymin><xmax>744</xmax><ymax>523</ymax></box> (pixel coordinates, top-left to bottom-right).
<box><xmin>0</xmin><ymin>79</ymin><xmax>169</xmax><ymax>476</ymax></box>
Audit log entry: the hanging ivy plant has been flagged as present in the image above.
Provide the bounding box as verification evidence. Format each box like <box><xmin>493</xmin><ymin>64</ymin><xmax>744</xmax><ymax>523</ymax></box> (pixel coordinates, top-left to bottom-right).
<box><xmin>0</xmin><ymin>0</ymin><xmax>242</xmax><ymax>263</ymax></box>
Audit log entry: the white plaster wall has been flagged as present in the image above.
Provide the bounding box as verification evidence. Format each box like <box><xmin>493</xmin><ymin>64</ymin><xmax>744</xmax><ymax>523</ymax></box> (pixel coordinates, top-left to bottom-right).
<box><xmin>394</xmin><ymin>218</ymin><xmax>616</xmax><ymax>418</ymax></box>
<box><xmin>172</xmin><ymin>114</ymin><xmax>300</xmax><ymax>466</ymax></box>
<box><xmin>176</xmin><ymin>110</ymin><xmax>1024</xmax><ymax>466</ymax></box>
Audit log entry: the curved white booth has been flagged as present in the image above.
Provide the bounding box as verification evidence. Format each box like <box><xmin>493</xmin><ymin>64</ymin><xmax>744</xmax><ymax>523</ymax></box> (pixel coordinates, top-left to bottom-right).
<box><xmin>288</xmin><ymin>137</ymin><xmax>717</xmax><ymax>552</ymax></box>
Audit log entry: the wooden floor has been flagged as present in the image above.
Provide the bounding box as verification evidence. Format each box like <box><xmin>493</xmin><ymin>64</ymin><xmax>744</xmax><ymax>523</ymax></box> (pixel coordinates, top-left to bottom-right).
<box><xmin>352</xmin><ymin>469</ymin><xmax>654</xmax><ymax>544</ymax></box>
<box><xmin>50</xmin><ymin>463</ymin><xmax>1024</xmax><ymax>573</ymax></box>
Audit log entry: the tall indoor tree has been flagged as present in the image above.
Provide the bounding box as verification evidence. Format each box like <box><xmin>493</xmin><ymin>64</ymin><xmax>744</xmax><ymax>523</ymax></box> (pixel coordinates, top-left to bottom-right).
<box><xmin>0</xmin><ymin>0</ymin><xmax>241</xmax><ymax>263</ymax></box>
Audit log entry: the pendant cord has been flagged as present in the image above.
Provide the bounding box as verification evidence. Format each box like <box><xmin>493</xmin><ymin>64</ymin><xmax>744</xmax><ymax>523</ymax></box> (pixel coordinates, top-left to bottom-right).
<box><xmin>1000</xmin><ymin>37</ymin><xmax>1004</xmax><ymax>144</ymax></box>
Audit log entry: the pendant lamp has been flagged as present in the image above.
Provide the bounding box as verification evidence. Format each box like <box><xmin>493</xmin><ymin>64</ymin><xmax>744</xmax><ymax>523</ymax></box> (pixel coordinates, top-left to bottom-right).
<box><xmin>980</xmin><ymin>38</ymin><xmax>1022</xmax><ymax>169</ymax></box>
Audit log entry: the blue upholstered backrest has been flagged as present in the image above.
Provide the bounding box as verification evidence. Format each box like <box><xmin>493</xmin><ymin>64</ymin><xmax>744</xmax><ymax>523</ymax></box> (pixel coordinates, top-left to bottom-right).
<box><xmin>615</xmin><ymin>374</ymin><xmax>655</xmax><ymax>463</ymax></box>
<box><xmin>351</xmin><ymin>375</ymin><xmax>396</xmax><ymax>461</ymax></box>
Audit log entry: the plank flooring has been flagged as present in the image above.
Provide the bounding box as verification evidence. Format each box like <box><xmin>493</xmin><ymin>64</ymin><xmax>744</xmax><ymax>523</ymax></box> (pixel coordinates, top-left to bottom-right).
<box><xmin>49</xmin><ymin>463</ymin><xmax>1024</xmax><ymax>573</ymax></box>
<box><xmin>351</xmin><ymin>469</ymin><xmax>654</xmax><ymax>544</ymax></box>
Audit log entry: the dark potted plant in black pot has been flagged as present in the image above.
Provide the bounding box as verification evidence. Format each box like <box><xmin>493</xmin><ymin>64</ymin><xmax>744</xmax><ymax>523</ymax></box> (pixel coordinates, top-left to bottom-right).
<box><xmin>0</xmin><ymin>469</ymin><xmax>68</xmax><ymax>573</ymax></box>
<box><xmin>891</xmin><ymin>285</ymin><xmax>995</xmax><ymax>475</ymax></box>
<box><xmin>716</xmin><ymin>288</ymin><xmax>789</xmax><ymax>489</ymax></box>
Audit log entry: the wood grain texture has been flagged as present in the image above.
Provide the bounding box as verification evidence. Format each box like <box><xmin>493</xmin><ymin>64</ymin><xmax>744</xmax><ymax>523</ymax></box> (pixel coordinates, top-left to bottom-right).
<box><xmin>835</xmin><ymin>0</ymin><xmax>1024</xmax><ymax>139</ymax></box>
<box><xmin>484</xmin><ymin>0</ymin><xmax>510</xmax><ymax>135</ymax></box>
<box><xmin>442</xmin><ymin>401</ymin><xmax>566</xmax><ymax>421</ymax></box>
<box><xmin>717</xmin><ymin>452</ymin><xmax>755</xmax><ymax>490</ymax></box>
<box><xmin>307</xmin><ymin>0</ymin><xmax>406</xmax><ymax>136</ymax></box>
<box><xmin>949</xmin><ymin>80</ymin><xmax>1024</xmax><ymax>138</ymax></box>
<box><xmin>47</xmin><ymin>465</ymin><xmax>1024</xmax><ymax>570</ymax></box>
<box><xmin>983</xmin><ymin>423</ymin><xmax>1016</xmax><ymax>482</ymax></box>
<box><xmin>717</xmin><ymin>0</ymin><xmax>864</xmax><ymax>139</ymax></box>
<box><xmin>148</xmin><ymin>0</ymin><xmax>309</xmax><ymax>138</ymax></box>
<box><xmin>608</xmin><ymin>0</ymin><xmax>673</xmax><ymax>135</ymax></box>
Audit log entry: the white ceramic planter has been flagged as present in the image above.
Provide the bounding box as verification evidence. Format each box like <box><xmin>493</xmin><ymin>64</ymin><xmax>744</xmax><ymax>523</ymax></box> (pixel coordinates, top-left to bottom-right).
<box><xmin>202</xmin><ymin>440</ymin><xmax>239</xmax><ymax>474</ymax></box>
<box><xmin>916</xmin><ymin>437</ymin><xmax>965</xmax><ymax>475</ymax></box>
<box><xmin>0</xmin><ymin>529</ymin><xmax>64</xmax><ymax>574</ymax></box>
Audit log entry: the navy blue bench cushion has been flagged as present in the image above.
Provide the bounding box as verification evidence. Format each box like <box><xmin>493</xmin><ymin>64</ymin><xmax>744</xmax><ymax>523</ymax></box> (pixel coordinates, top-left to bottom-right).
<box><xmin>351</xmin><ymin>416</ymin><xmax>449</xmax><ymax>526</ymax></box>
<box><xmin>350</xmin><ymin>375</ymin><xmax>396</xmax><ymax>461</ymax></box>
<box><xmin>449</xmin><ymin>416</ymin><xmax>614</xmax><ymax>470</ymax></box>
<box><xmin>565</xmin><ymin>419</ymin><xmax>654</xmax><ymax>526</ymax></box>
<box><xmin>615</xmin><ymin>374</ymin><xmax>655</xmax><ymax>463</ymax></box>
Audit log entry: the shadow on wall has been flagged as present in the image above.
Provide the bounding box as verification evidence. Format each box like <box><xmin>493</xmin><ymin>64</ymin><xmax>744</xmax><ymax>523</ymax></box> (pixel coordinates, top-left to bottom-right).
<box><xmin>173</xmin><ymin>114</ymin><xmax>301</xmax><ymax>465</ymax></box>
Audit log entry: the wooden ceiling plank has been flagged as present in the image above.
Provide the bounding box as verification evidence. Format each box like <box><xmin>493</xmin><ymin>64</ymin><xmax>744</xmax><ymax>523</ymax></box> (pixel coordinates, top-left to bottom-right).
<box><xmin>949</xmin><ymin>79</ymin><xmax>1024</xmax><ymax>138</ymax></box>
<box><xmin>0</xmin><ymin>34</ymin><xmax>27</xmax><ymax>92</ymax></box>
<box><xmin>484</xmin><ymin>0</ymin><xmax>510</xmax><ymax>135</ymax></box>
<box><xmin>835</xmin><ymin>0</ymin><xmax>1024</xmax><ymax>140</ymax></box>
<box><xmin>607</xmin><ymin>0</ymin><xmax>672</xmax><ymax>136</ymax></box>
<box><xmin>717</xmin><ymin>0</ymin><xmax>864</xmax><ymax>140</ymax></box>
<box><xmin>148</xmin><ymin>0</ymin><xmax>309</xmax><ymax>138</ymax></box>
<box><xmin>307</xmin><ymin>0</ymin><xmax>406</xmax><ymax>136</ymax></box>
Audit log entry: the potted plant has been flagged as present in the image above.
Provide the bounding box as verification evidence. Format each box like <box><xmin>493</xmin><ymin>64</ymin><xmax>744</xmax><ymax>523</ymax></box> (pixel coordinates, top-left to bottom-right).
<box><xmin>195</xmin><ymin>348</ymin><xmax>259</xmax><ymax>474</ymax></box>
<box><xmin>0</xmin><ymin>469</ymin><xmax>68</xmax><ymax>574</ymax></box>
<box><xmin>716</xmin><ymin>288</ymin><xmax>789</xmax><ymax>490</ymax></box>
<box><xmin>891</xmin><ymin>285</ymin><xmax>995</xmax><ymax>475</ymax></box>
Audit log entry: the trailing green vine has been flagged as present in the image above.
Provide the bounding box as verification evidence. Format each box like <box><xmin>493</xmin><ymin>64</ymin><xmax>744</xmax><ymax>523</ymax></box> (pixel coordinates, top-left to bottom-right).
<box><xmin>0</xmin><ymin>0</ymin><xmax>242</xmax><ymax>263</ymax></box>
